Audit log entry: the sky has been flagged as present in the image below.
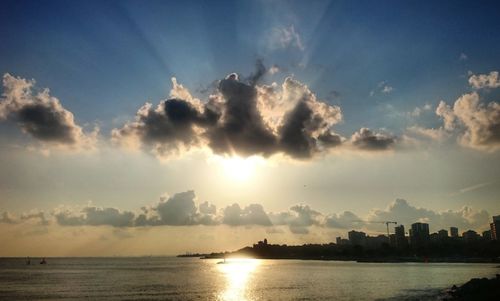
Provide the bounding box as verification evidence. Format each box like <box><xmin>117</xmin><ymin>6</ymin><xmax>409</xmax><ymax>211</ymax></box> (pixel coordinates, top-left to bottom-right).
<box><xmin>1</xmin><ymin>0</ymin><xmax>500</xmax><ymax>256</ymax></box>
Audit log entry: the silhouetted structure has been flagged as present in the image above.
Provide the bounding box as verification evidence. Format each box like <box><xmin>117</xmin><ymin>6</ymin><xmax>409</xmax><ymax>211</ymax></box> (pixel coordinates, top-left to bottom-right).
<box><xmin>348</xmin><ymin>230</ymin><xmax>366</xmax><ymax>246</ymax></box>
<box><xmin>491</xmin><ymin>215</ymin><xmax>500</xmax><ymax>240</ymax></box>
<box><xmin>450</xmin><ymin>227</ymin><xmax>459</xmax><ymax>238</ymax></box>
<box><xmin>394</xmin><ymin>225</ymin><xmax>408</xmax><ymax>248</ymax></box>
<box><xmin>410</xmin><ymin>222</ymin><xmax>430</xmax><ymax>247</ymax></box>
<box><xmin>462</xmin><ymin>230</ymin><xmax>480</xmax><ymax>243</ymax></box>
<box><xmin>438</xmin><ymin>229</ymin><xmax>448</xmax><ymax>240</ymax></box>
<box><xmin>482</xmin><ymin>230</ymin><xmax>492</xmax><ymax>240</ymax></box>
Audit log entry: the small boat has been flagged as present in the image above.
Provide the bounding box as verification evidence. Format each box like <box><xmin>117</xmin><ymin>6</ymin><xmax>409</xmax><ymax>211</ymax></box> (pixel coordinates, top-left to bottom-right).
<box><xmin>217</xmin><ymin>256</ymin><xmax>227</xmax><ymax>264</ymax></box>
<box><xmin>40</xmin><ymin>258</ymin><xmax>47</xmax><ymax>264</ymax></box>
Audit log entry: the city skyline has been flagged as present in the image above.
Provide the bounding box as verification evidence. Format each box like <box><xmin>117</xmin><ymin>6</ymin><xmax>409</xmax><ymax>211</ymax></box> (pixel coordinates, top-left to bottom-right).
<box><xmin>1</xmin><ymin>0</ymin><xmax>500</xmax><ymax>256</ymax></box>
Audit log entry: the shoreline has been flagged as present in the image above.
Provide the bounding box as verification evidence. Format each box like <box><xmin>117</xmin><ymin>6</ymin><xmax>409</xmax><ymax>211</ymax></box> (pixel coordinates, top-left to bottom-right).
<box><xmin>441</xmin><ymin>274</ymin><xmax>500</xmax><ymax>300</ymax></box>
<box><xmin>180</xmin><ymin>253</ymin><xmax>500</xmax><ymax>264</ymax></box>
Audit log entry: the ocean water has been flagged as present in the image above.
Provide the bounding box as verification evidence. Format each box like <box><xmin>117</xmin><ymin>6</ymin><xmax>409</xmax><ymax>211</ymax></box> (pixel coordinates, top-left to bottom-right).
<box><xmin>0</xmin><ymin>257</ymin><xmax>497</xmax><ymax>300</ymax></box>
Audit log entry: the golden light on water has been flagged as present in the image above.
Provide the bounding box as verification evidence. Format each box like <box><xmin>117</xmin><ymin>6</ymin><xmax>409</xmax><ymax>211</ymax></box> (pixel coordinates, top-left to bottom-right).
<box><xmin>217</xmin><ymin>258</ymin><xmax>260</xmax><ymax>301</ymax></box>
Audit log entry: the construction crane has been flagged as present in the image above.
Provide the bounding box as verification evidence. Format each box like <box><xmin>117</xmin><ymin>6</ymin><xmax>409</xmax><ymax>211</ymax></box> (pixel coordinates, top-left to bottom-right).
<box><xmin>352</xmin><ymin>220</ymin><xmax>398</xmax><ymax>237</ymax></box>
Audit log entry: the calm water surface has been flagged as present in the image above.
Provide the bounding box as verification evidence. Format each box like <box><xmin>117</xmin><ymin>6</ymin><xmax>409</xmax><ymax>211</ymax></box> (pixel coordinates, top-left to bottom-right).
<box><xmin>0</xmin><ymin>257</ymin><xmax>497</xmax><ymax>300</ymax></box>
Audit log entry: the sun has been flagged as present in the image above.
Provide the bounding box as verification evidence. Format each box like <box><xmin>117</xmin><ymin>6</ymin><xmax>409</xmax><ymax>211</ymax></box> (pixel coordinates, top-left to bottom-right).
<box><xmin>217</xmin><ymin>156</ymin><xmax>264</xmax><ymax>182</ymax></box>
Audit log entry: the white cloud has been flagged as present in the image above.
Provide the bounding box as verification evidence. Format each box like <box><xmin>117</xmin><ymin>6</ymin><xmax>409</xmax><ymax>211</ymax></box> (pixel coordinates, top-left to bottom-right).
<box><xmin>468</xmin><ymin>71</ymin><xmax>500</xmax><ymax>89</ymax></box>
<box><xmin>437</xmin><ymin>92</ymin><xmax>500</xmax><ymax>151</ymax></box>
<box><xmin>267</xmin><ymin>25</ymin><xmax>304</xmax><ymax>51</ymax></box>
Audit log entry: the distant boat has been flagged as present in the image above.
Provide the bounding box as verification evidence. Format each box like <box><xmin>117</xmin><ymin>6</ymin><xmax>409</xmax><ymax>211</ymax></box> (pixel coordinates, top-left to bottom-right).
<box><xmin>217</xmin><ymin>256</ymin><xmax>227</xmax><ymax>264</ymax></box>
<box><xmin>40</xmin><ymin>258</ymin><xmax>47</xmax><ymax>265</ymax></box>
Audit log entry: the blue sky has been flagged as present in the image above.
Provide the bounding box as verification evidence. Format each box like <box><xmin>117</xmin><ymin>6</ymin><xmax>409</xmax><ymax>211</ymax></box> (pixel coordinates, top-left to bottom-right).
<box><xmin>1</xmin><ymin>0</ymin><xmax>500</xmax><ymax>255</ymax></box>
<box><xmin>2</xmin><ymin>0</ymin><xmax>499</xmax><ymax>134</ymax></box>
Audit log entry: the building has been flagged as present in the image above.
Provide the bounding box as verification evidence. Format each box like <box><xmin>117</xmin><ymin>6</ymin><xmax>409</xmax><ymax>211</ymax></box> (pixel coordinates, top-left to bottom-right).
<box><xmin>490</xmin><ymin>215</ymin><xmax>500</xmax><ymax>240</ymax></box>
<box><xmin>438</xmin><ymin>229</ymin><xmax>448</xmax><ymax>240</ymax></box>
<box><xmin>410</xmin><ymin>222</ymin><xmax>430</xmax><ymax>246</ymax></box>
<box><xmin>348</xmin><ymin>230</ymin><xmax>367</xmax><ymax>246</ymax></box>
<box><xmin>366</xmin><ymin>235</ymin><xmax>388</xmax><ymax>249</ymax></box>
<box><xmin>462</xmin><ymin>230</ymin><xmax>480</xmax><ymax>243</ymax></box>
<box><xmin>394</xmin><ymin>225</ymin><xmax>408</xmax><ymax>247</ymax></box>
<box><xmin>482</xmin><ymin>230</ymin><xmax>492</xmax><ymax>241</ymax></box>
<box><xmin>450</xmin><ymin>227</ymin><xmax>459</xmax><ymax>238</ymax></box>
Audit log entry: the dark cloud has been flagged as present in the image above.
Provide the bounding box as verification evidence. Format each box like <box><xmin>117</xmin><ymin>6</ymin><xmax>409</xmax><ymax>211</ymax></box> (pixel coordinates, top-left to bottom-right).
<box><xmin>113</xmin><ymin>64</ymin><xmax>344</xmax><ymax>159</ymax></box>
<box><xmin>279</xmin><ymin>101</ymin><xmax>342</xmax><ymax>158</ymax></box>
<box><xmin>247</xmin><ymin>59</ymin><xmax>267</xmax><ymax>86</ymax></box>
<box><xmin>0</xmin><ymin>74</ymin><xmax>96</xmax><ymax>148</ymax></box>
<box><xmin>351</xmin><ymin>128</ymin><xmax>395</xmax><ymax>151</ymax></box>
<box><xmin>206</xmin><ymin>75</ymin><xmax>278</xmax><ymax>156</ymax></box>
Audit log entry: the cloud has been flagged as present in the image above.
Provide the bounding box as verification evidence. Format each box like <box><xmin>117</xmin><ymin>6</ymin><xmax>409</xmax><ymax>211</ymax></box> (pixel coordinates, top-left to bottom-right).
<box><xmin>370</xmin><ymin>81</ymin><xmax>394</xmax><ymax>96</ymax></box>
<box><xmin>459</xmin><ymin>53</ymin><xmax>468</xmax><ymax>61</ymax></box>
<box><xmin>222</xmin><ymin>203</ymin><xmax>272</xmax><ymax>226</ymax></box>
<box><xmin>324</xmin><ymin>211</ymin><xmax>364</xmax><ymax>229</ymax></box>
<box><xmin>0</xmin><ymin>74</ymin><xmax>97</xmax><ymax>149</ymax></box>
<box><xmin>0</xmin><ymin>211</ymin><xmax>18</xmax><ymax>224</ymax></box>
<box><xmin>350</xmin><ymin>128</ymin><xmax>396</xmax><ymax>151</ymax></box>
<box><xmin>406</xmin><ymin>126</ymin><xmax>447</xmax><ymax>141</ymax></box>
<box><xmin>267</xmin><ymin>25</ymin><xmax>304</xmax><ymax>51</ymax></box>
<box><xmin>269</xmin><ymin>204</ymin><xmax>323</xmax><ymax>234</ymax></box>
<box><xmin>136</xmin><ymin>191</ymin><xmax>218</xmax><ymax>226</ymax></box>
<box><xmin>3</xmin><ymin>191</ymin><xmax>492</xmax><ymax>235</ymax></box>
<box><xmin>113</xmin><ymin>66</ymin><xmax>344</xmax><ymax>159</ymax></box>
<box><xmin>458</xmin><ymin>181</ymin><xmax>493</xmax><ymax>194</ymax></box>
<box><xmin>367</xmin><ymin>198</ymin><xmax>490</xmax><ymax>231</ymax></box>
<box><xmin>277</xmin><ymin>78</ymin><xmax>343</xmax><ymax>158</ymax></box>
<box><xmin>54</xmin><ymin>206</ymin><xmax>135</xmax><ymax>227</ymax></box>
<box><xmin>468</xmin><ymin>71</ymin><xmax>500</xmax><ymax>89</ymax></box>
<box><xmin>436</xmin><ymin>92</ymin><xmax>500</xmax><ymax>151</ymax></box>
<box><xmin>268</xmin><ymin>65</ymin><xmax>280</xmax><ymax>75</ymax></box>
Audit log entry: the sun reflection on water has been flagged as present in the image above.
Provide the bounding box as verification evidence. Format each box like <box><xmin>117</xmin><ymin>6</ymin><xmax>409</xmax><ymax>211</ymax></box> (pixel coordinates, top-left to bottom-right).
<box><xmin>217</xmin><ymin>258</ymin><xmax>260</xmax><ymax>301</ymax></box>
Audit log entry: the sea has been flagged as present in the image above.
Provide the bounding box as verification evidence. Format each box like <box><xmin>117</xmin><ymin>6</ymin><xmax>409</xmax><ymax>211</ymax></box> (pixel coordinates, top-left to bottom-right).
<box><xmin>0</xmin><ymin>257</ymin><xmax>497</xmax><ymax>300</ymax></box>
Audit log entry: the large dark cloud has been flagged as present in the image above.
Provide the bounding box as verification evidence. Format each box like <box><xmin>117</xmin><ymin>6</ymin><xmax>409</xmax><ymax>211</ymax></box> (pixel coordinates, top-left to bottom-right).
<box><xmin>112</xmin><ymin>65</ymin><xmax>344</xmax><ymax>159</ymax></box>
<box><xmin>206</xmin><ymin>74</ymin><xmax>278</xmax><ymax>156</ymax></box>
<box><xmin>0</xmin><ymin>74</ymin><xmax>96</xmax><ymax>148</ymax></box>
<box><xmin>351</xmin><ymin>128</ymin><xmax>395</xmax><ymax>151</ymax></box>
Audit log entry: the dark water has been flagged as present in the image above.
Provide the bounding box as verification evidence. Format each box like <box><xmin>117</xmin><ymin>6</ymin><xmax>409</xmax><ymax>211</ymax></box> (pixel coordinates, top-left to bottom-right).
<box><xmin>0</xmin><ymin>257</ymin><xmax>497</xmax><ymax>300</ymax></box>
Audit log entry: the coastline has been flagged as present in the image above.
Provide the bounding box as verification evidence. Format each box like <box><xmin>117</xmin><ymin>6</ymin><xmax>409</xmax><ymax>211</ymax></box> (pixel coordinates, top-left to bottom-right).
<box><xmin>441</xmin><ymin>274</ymin><xmax>500</xmax><ymax>301</ymax></box>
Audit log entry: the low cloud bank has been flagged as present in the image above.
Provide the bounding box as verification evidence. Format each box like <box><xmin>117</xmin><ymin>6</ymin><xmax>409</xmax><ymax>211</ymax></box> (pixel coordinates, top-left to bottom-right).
<box><xmin>1</xmin><ymin>191</ymin><xmax>491</xmax><ymax>234</ymax></box>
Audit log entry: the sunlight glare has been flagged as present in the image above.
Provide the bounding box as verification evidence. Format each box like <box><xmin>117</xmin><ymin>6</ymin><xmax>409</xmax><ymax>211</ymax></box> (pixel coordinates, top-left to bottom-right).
<box><xmin>217</xmin><ymin>258</ymin><xmax>260</xmax><ymax>301</ymax></box>
<box><xmin>218</xmin><ymin>156</ymin><xmax>264</xmax><ymax>182</ymax></box>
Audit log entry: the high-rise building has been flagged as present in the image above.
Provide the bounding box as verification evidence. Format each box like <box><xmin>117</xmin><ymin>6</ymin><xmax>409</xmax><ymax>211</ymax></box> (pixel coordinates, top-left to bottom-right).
<box><xmin>482</xmin><ymin>230</ymin><xmax>492</xmax><ymax>241</ymax></box>
<box><xmin>490</xmin><ymin>215</ymin><xmax>500</xmax><ymax>240</ymax></box>
<box><xmin>450</xmin><ymin>227</ymin><xmax>459</xmax><ymax>238</ymax></box>
<box><xmin>348</xmin><ymin>230</ymin><xmax>367</xmax><ymax>246</ymax></box>
<box><xmin>438</xmin><ymin>229</ymin><xmax>448</xmax><ymax>240</ymax></box>
<box><xmin>462</xmin><ymin>230</ymin><xmax>480</xmax><ymax>243</ymax></box>
<box><xmin>410</xmin><ymin>222</ymin><xmax>430</xmax><ymax>246</ymax></box>
<box><xmin>394</xmin><ymin>225</ymin><xmax>407</xmax><ymax>247</ymax></box>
